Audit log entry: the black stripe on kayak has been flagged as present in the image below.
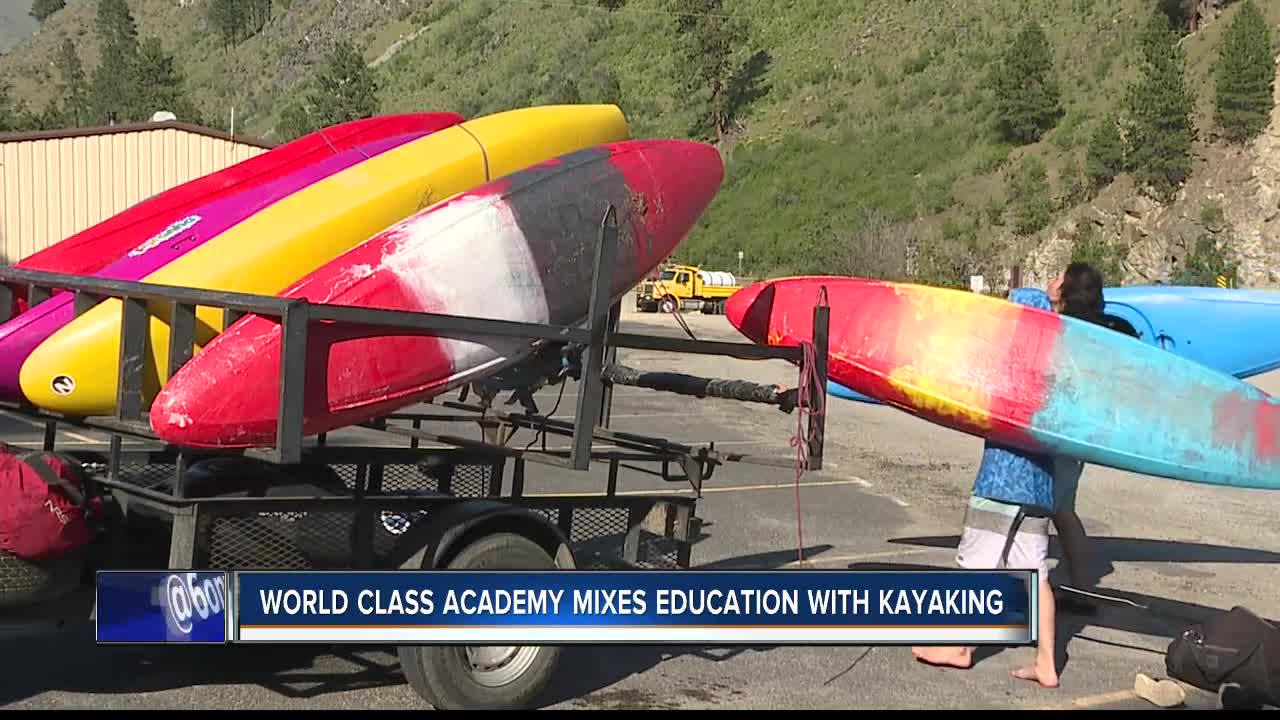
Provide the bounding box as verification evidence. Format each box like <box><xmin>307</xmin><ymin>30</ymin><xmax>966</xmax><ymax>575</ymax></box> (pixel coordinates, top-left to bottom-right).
<box><xmin>498</xmin><ymin>145</ymin><xmax>648</xmax><ymax>324</ymax></box>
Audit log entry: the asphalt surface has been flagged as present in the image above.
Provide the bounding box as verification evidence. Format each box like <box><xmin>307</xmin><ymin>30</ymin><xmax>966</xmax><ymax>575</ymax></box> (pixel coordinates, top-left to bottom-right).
<box><xmin>2</xmin><ymin>303</ymin><xmax>1278</xmax><ymax>710</ymax></box>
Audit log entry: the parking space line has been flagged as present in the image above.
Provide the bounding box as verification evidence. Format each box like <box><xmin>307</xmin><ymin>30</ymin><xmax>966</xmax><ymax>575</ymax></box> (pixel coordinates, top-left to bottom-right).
<box><xmin>778</xmin><ymin>548</ymin><xmax>939</xmax><ymax>568</ymax></box>
<box><xmin>549</xmin><ymin>412</ymin><xmax>710</xmax><ymax>420</ymax></box>
<box><xmin>4</xmin><ymin>440</ymin><xmax>152</xmax><ymax>448</ymax></box>
<box><xmin>2</xmin><ymin>410</ymin><xmax>100</xmax><ymax>444</ymax></box>
<box><xmin>535</xmin><ymin>439</ymin><xmax>786</xmax><ymax>452</ymax></box>
<box><xmin>528</xmin><ymin>477</ymin><xmax>874</xmax><ymax>498</ymax></box>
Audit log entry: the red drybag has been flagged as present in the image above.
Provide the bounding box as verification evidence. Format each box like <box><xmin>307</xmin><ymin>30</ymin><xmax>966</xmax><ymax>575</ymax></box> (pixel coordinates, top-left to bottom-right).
<box><xmin>0</xmin><ymin>446</ymin><xmax>101</xmax><ymax>561</ymax></box>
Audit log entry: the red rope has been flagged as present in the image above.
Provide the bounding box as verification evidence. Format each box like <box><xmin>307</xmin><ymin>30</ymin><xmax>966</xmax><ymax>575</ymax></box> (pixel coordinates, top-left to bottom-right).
<box><xmin>790</xmin><ymin>339</ymin><xmax>825</xmax><ymax>566</ymax></box>
<box><xmin>659</xmin><ymin>292</ymin><xmax>827</xmax><ymax>566</ymax></box>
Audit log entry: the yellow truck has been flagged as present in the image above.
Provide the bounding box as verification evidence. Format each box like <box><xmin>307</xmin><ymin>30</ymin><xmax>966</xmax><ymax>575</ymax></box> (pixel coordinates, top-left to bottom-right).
<box><xmin>634</xmin><ymin>263</ymin><xmax>744</xmax><ymax>315</ymax></box>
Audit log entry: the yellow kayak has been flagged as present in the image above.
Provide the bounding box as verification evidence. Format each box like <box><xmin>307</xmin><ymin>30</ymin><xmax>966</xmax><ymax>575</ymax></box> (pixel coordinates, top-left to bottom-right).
<box><xmin>19</xmin><ymin>104</ymin><xmax>629</xmax><ymax>415</ymax></box>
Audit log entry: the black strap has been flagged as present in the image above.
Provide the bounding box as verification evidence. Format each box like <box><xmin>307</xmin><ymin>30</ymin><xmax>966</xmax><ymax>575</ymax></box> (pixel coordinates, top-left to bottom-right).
<box><xmin>18</xmin><ymin>451</ymin><xmax>88</xmax><ymax>509</ymax></box>
<box><xmin>998</xmin><ymin>507</ymin><xmax>1027</xmax><ymax>570</ymax></box>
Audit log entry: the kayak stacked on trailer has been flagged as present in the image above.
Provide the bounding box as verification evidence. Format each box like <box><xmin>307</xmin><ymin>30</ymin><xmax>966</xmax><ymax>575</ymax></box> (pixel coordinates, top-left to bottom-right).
<box><xmin>0</xmin><ymin>206</ymin><xmax>831</xmax><ymax>711</ymax></box>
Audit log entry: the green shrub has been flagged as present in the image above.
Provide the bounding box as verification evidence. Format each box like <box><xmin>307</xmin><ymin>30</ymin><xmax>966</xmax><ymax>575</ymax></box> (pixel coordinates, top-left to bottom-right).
<box><xmin>1085</xmin><ymin>113</ymin><xmax>1124</xmax><ymax>189</ymax></box>
<box><xmin>1069</xmin><ymin>222</ymin><xmax>1125</xmax><ymax>282</ymax></box>
<box><xmin>1172</xmin><ymin>234</ymin><xmax>1239</xmax><ymax>287</ymax></box>
<box><xmin>902</xmin><ymin>48</ymin><xmax>932</xmax><ymax>75</ymax></box>
<box><xmin>1008</xmin><ymin>157</ymin><xmax>1054</xmax><ymax>235</ymax></box>
<box><xmin>871</xmin><ymin>64</ymin><xmax>891</xmax><ymax>88</ymax></box>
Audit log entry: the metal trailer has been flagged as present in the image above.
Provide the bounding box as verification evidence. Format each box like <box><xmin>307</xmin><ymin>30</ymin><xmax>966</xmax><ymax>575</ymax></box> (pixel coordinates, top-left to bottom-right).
<box><xmin>0</xmin><ymin>207</ymin><xmax>830</xmax><ymax>710</ymax></box>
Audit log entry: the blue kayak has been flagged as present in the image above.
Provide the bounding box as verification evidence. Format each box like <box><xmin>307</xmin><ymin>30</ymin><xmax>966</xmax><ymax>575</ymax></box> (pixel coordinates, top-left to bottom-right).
<box><xmin>829</xmin><ymin>285</ymin><xmax>1280</xmax><ymax>404</ymax></box>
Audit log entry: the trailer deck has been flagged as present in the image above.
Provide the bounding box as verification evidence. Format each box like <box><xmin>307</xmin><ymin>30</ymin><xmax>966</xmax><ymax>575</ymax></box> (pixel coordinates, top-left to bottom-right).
<box><xmin>0</xmin><ymin>205</ymin><xmax>830</xmax><ymax>709</ymax></box>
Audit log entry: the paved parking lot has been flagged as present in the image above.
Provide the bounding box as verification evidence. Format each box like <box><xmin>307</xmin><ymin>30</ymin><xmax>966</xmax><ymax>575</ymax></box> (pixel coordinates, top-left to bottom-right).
<box><xmin>2</xmin><ymin>305</ymin><xmax>1278</xmax><ymax>710</ymax></box>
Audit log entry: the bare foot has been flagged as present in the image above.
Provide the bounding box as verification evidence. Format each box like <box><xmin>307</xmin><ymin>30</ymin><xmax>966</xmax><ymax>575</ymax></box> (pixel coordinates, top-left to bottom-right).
<box><xmin>1012</xmin><ymin>662</ymin><xmax>1059</xmax><ymax>688</ymax></box>
<box><xmin>911</xmin><ymin>646</ymin><xmax>973</xmax><ymax>668</ymax></box>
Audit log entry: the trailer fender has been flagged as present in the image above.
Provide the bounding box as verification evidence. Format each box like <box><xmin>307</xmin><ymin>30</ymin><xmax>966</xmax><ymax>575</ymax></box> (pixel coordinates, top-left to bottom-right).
<box><xmin>397</xmin><ymin>500</ymin><xmax>576</xmax><ymax>572</ymax></box>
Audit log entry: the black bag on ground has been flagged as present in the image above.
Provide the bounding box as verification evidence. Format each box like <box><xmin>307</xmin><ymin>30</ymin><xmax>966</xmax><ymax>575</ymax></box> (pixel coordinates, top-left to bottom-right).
<box><xmin>1165</xmin><ymin>605</ymin><xmax>1280</xmax><ymax>708</ymax></box>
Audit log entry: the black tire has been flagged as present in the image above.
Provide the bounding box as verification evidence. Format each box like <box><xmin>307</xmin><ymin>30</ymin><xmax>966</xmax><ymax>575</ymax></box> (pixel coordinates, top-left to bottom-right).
<box><xmin>398</xmin><ymin>532</ymin><xmax>562</xmax><ymax>710</ymax></box>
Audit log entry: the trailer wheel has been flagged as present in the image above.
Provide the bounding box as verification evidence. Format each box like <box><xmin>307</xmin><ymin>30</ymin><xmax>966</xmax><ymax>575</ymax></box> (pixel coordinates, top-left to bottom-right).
<box><xmin>398</xmin><ymin>532</ymin><xmax>561</xmax><ymax>710</ymax></box>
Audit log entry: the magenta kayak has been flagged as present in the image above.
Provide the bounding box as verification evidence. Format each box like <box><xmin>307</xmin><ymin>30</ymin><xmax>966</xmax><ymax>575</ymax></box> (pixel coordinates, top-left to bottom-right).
<box><xmin>0</xmin><ymin>130</ymin><xmax>432</xmax><ymax>402</ymax></box>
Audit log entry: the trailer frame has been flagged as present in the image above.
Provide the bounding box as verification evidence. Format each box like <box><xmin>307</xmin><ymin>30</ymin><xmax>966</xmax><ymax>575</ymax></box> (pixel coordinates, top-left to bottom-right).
<box><xmin>0</xmin><ymin>205</ymin><xmax>831</xmax><ymax>709</ymax></box>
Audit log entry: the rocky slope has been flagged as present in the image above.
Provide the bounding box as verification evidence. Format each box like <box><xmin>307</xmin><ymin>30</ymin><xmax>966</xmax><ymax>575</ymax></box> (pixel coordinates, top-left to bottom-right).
<box><xmin>1023</xmin><ymin>56</ymin><xmax>1280</xmax><ymax>289</ymax></box>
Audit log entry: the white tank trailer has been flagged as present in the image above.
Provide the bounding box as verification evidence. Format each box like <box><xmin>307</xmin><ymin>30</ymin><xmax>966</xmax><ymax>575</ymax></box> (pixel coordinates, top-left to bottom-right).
<box><xmin>697</xmin><ymin>271</ymin><xmax>738</xmax><ymax>287</ymax></box>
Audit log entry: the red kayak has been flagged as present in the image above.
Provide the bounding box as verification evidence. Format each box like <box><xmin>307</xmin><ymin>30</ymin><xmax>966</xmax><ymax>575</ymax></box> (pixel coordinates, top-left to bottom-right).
<box><xmin>5</xmin><ymin>112</ymin><xmax>465</xmax><ymax>316</ymax></box>
<box><xmin>150</xmin><ymin>139</ymin><xmax>725</xmax><ymax>448</ymax></box>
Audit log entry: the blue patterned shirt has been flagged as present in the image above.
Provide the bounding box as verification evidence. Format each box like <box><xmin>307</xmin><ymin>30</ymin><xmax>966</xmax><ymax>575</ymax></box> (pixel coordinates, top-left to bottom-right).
<box><xmin>970</xmin><ymin>287</ymin><xmax>1056</xmax><ymax>513</ymax></box>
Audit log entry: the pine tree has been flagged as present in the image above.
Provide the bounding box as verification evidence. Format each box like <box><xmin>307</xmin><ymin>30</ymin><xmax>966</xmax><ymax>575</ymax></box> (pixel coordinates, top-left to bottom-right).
<box><xmin>1213</xmin><ymin>0</ymin><xmax>1275</xmax><ymax>144</ymax></box>
<box><xmin>306</xmin><ymin>41</ymin><xmax>379</xmax><ymax>130</ymax></box>
<box><xmin>208</xmin><ymin>0</ymin><xmax>243</xmax><ymax>48</ymax></box>
<box><xmin>91</xmin><ymin>0</ymin><xmax>142</xmax><ymax>123</ymax></box>
<box><xmin>1085</xmin><ymin>114</ymin><xmax>1125</xmax><ymax>188</ymax></box>
<box><xmin>91</xmin><ymin>40</ymin><xmax>139</xmax><ymax>123</ymax></box>
<box><xmin>134</xmin><ymin>36</ymin><xmax>201</xmax><ymax>123</ymax></box>
<box><xmin>96</xmin><ymin>0</ymin><xmax>138</xmax><ymax>51</ymax></box>
<box><xmin>29</xmin><ymin>0</ymin><xmax>66</xmax><ymax>23</ymax></box>
<box><xmin>991</xmin><ymin>21</ymin><xmax>1063</xmax><ymax>144</ymax></box>
<box><xmin>55</xmin><ymin>38</ymin><xmax>92</xmax><ymax>127</ymax></box>
<box><xmin>245</xmin><ymin>0</ymin><xmax>272</xmax><ymax>35</ymax></box>
<box><xmin>1125</xmin><ymin>11</ymin><xmax>1196</xmax><ymax>200</ymax></box>
<box><xmin>0</xmin><ymin>81</ymin><xmax>20</xmax><ymax>132</ymax></box>
<box><xmin>672</xmin><ymin>0</ymin><xmax>767</xmax><ymax>142</ymax></box>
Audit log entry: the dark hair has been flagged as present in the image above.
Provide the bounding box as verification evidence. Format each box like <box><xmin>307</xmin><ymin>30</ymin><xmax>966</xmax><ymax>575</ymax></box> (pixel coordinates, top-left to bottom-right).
<box><xmin>1060</xmin><ymin>261</ymin><xmax>1105</xmax><ymax>324</ymax></box>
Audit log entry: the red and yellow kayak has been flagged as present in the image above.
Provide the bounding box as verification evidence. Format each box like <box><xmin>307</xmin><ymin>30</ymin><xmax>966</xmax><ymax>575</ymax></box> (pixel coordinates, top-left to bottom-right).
<box><xmin>726</xmin><ymin>276</ymin><xmax>1280</xmax><ymax>491</ymax></box>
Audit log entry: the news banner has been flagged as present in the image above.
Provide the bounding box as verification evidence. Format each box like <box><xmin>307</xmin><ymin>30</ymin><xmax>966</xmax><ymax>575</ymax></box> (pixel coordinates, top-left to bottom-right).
<box><xmin>95</xmin><ymin>569</ymin><xmax>1037</xmax><ymax>646</ymax></box>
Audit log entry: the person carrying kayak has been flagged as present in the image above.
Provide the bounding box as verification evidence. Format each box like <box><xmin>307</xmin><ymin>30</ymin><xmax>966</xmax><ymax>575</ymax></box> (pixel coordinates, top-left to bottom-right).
<box><xmin>911</xmin><ymin>285</ymin><xmax>1063</xmax><ymax>688</ymax></box>
<box><xmin>1046</xmin><ymin>262</ymin><xmax>1141</xmax><ymax>612</ymax></box>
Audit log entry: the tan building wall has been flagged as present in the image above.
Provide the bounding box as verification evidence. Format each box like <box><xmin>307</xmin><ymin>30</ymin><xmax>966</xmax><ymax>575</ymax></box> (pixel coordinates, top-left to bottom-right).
<box><xmin>0</xmin><ymin>121</ymin><xmax>276</xmax><ymax>265</ymax></box>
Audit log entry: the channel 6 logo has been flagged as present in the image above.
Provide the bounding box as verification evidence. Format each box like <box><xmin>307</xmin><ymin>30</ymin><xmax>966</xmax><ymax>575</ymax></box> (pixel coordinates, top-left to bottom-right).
<box><xmin>151</xmin><ymin>572</ymin><xmax>227</xmax><ymax>640</ymax></box>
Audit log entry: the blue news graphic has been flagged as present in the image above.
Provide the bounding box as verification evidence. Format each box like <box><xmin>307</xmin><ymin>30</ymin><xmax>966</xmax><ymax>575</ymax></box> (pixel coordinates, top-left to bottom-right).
<box><xmin>96</xmin><ymin>571</ymin><xmax>229</xmax><ymax>643</ymax></box>
<box><xmin>235</xmin><ymin>570</ymin><xmax>1035</xmax><ymax>645</ymax></box>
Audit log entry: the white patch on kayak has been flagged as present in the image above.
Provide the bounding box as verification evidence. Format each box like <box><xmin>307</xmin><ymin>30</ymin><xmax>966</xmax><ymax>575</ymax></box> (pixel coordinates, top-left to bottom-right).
<box><xmin>345</xmin><ymin>264</ymin><xmax>376</xmax><ymax>282</ymax></box>
<box><xmin>128</xmin><ymin>215</ymin><xmax>201</xmax><ymax>257</ymax></box>
<box><xmin>380</xmin><ymin>195</ymin><xmax>550</xmax><ymax>374</ymax></box>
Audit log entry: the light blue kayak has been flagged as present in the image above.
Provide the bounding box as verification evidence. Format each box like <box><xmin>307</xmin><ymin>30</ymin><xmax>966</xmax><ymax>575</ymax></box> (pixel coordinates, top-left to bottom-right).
<box><xmin>829</xmin><ymin>285</ymin><xmax>1280</xmax><ymax>403</ymax></box>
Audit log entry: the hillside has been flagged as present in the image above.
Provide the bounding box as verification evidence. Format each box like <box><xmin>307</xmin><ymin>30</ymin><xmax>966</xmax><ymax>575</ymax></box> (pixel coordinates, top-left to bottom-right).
<box><xmin>1</xmin><ymin>0</ymin><xmax>1278</xmax><ymax>288</ymax></box>
<box><xmin>0</xmin><ymin>1</ymin><xmax>39</xmax><ymax>54</ymax></box>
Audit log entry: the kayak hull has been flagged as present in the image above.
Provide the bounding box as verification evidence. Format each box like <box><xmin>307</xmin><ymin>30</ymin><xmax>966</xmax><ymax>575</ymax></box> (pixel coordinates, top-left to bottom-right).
<box><xmin>6</xmin><ymin>114</ymin><xmax>463</xmax><ymax>314</ymax></box>
<box><xmin>149</xmin><ymin>140</ymin><xmax>725</xmax><ymax>448</ymax></box>
<box><xmin>0</xmin><ymin>127</ymin><xmax>447</xmax><ymax>402</ymax></box>
<box><xmin>19</xmin><ymin>105</ymin><xmax>630</xmax><ymax>416</ymax></box>
<box><xmin>727</xmin><ymin>276</ymin><xmax>1280</xmax><ymax>491</ymax></box>
<box><xmin>826</xmin><ymin>284</ymin><xmax>1280</xmax><ymax>404</ymax></box>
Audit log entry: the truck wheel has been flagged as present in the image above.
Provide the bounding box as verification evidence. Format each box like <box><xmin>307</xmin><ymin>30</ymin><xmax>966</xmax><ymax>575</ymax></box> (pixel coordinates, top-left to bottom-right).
<box><xmin>398</xmin><ymin>533</ymin><xmax>561</xmax><ymax>710</ymax></box>
<box><xmin>659</xmin><ymin>297</ymin><xmax>677</xmax><ymax>314</ymax></box>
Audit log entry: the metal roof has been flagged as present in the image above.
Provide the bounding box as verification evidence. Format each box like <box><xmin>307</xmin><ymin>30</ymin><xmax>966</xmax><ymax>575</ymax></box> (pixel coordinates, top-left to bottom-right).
<box><xmin>0</xmin><ymin>120</ymin><xmax>278</xmax><ymax>149</ymax></box>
